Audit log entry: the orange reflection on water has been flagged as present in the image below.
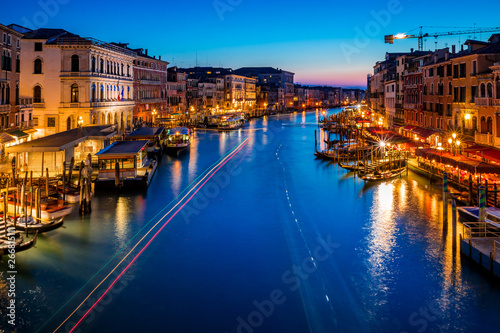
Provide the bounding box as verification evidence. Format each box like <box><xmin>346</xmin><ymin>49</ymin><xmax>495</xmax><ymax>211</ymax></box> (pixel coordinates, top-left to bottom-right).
<box><xmin>172</xmin><ymin>160</ymin><xmax>182</xmax><ymax>196</ymax></box>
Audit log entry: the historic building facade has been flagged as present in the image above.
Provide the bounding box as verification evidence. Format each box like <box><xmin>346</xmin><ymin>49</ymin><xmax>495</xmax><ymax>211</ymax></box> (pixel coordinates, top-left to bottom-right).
<box><xmin>20</xmin><ymin>29</ymin><xmax>136</xmax><ymax>137</ymax></box>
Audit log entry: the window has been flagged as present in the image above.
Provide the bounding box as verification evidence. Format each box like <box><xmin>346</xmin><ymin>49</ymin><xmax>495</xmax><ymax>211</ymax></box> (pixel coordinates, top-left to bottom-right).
<box><xmin>459</xmin><ymin>63</ymin><xmax>466</xmax><ymax>78</ymax></box>
<box><xmin>428</xmin><ymin>68</ymin><xmax>434</xmax><ymax>77</ymax></box>
<box><xmin>91</xmin><ymin>84</ymin><xmax>96</xmax><ymax>102</ymax></box>
<box><xmin>91</xmin><ymin>56</ymin><xmax>96</xmax><ymax>72</ymax></box>
<box><xmin>7</xmin><ymin>35</ymin><xmax>11</xmax><ymax>45</ymax></box>
<box><xmin>459</xmin><ymin>86</ymin><xmax>466</xmax><ymax>102</ymax></box>
<box><xmin>16</xmin><ymin>39</ymin><xmax>20</xmax><ymax>49</ymax></box>
<box><xmin>34</xmin><ymin>42</ymin><xmax>43</xmax><ymax>51</ymax></box>
<box><xmin>448</xmin><ymin>82</ymin><xmax>452</xmax><ymax>95</ymax></box>
<box><xmin>15</xmin><ymin>85</ymin><xmax>19</xmax><ymax>105</ymax></box>
<box><xmin>34</xmin><ymin>58</ymin><xmax>42</xmax><ymax>74</ymax></box>
<box><xmin>71</xmin><ymin>55</ymin><xmax>79</xmax><ymax>72</ymax></box>
<box><xmin>33</xmin><ymin>117</ymin><xmax>39</xmax><ymax>126</ymax></box>
<box><xmin>453</xmin><ymin>87</ymin><xmax>459</xmax><ymax>102</ymax></box>
<box><xmin>472</xmin><ymin>61</ymin><xmax>477</xmax><ymax>76</ymax></box>
<box><xmin>453</xmin><ymin>64</ymin><xmax>459</xmax><ymax>78</ymax></box>
<box><xmin>2</xmin><ymin>51</ymin><xmax>12</xmax><ymax>71</ymax></box>
<box><xmin>100</xmin><ymin>59</ymin><xmax>104</xmax><ymax>73</ymax></box>
<box><xmin>33</xmin><ymin>85</ymin><xmax>42</xmax><ymax>103</ymax></box>
<box><xmin>446</xmin><ymin>64</ymin><xmax>452</xmax><ymax>76</ymax></box>
<box><xmin>47</xmin><ymin>117</ymin><xmax>56</xmax><ymax>127</ymax></box>
<box><xmin>471</xmin><ymin>86</ymin><xmax>477</xmax><ymax>103</ymax></box>
<box><xmin>15</xmin><ymin>54</ymin><xmax>20</xmax><ymax>73</ymax></box>
<box><xmin>71</xmin><ymin>84</ymin><xmax>79</xmax><ymax>103</ymax></box>
<box><xmin>2</xmin><ymin>33</ymin><xmax>5</xmax><ymax>44</ymax></box>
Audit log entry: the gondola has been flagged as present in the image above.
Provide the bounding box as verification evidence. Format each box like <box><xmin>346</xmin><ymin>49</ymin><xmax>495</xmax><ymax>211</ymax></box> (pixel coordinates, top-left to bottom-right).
<box><xmin>339</xmin><ymin>161</ymin><xmax>365</xmax><ymax>171</ymax></box>
<box><xmin>359</xmin><ymin>167</ymin><xmax>406</xmax><ymax>181</ymax></box>
<box><xmin>6</xmin><ymin>215</ymin><xmax>64</xmax><ymax>233</ymax></box>
<box><xmin>314</xmin><ymin>150</ymin><xmax>336</xmax><ymax>160</ymax></box>
<box><xmin>0</xmin><ymin>231</ymin><xmax>38</xmax><ymax>256</ymax></box>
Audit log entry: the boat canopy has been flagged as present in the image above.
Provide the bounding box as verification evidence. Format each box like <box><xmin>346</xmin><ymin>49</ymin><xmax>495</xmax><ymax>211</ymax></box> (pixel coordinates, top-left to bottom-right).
<box><xmin>167</xmin><ymin>127</ymin><xmax>189</xmax><ymax>135</ymax></box>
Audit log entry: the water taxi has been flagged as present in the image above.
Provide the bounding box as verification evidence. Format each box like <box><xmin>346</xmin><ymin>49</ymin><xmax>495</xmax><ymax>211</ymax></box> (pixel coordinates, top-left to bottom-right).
<box><xmin>166</xmin><ymin>127</ymin><xmax>190</xmax><ymax>153</ymax></box>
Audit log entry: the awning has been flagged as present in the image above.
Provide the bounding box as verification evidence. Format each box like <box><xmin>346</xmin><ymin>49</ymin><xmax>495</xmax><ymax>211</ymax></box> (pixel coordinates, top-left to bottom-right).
<box><xmin>0</xmin><ymin>133</ymin><xmax>15</xmax><ymax>144</ymax></box>
<box><xmin>403</xmin><ymin>125</ymin><xmax>416</xmax><ymax>131</ymax></box>
<box><xmin>7</xmin><ymin>130</ymin><xmax>29</xmax><ymax>138</ymax></box>
<box><xmin>465</xmin><ymin>145</ymin><xmax>500</xmax><ymax>163</ymax></box>
<box><xmin>464</xmin><ymin>143</ymin><xmax>490</xmax><ymax>152</ymax></box>
<box><xmin>415</xmin><ymin>148</ymin><xmax>500</xmax><ymax>174</ymax></box>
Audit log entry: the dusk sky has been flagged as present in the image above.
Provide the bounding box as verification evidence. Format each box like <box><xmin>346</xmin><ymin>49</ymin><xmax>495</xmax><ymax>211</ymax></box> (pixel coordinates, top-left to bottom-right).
<box><xmin>3</xmin><ymin>0</ymin><xmax>499</xmax><ymax>88</ymax></box>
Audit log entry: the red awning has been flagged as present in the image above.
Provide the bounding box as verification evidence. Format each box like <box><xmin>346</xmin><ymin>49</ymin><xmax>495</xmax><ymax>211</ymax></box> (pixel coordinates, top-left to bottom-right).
<box><xmin>482</xmin><ymin>148</ymin><xmax>500</xmax><ymax>164</ymax></box>
<box><xmin>464</xmin><ymin>143</ymin><xmax>490</xmax><ymax>152</ymax></box>
<box><xmin>403</xmin><ymin>125</ymin><xmax>415</xmax><ymax>130</ymax></box>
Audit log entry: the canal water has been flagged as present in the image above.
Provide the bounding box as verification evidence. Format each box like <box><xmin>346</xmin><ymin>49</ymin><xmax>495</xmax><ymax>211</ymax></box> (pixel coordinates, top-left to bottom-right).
<box><xmin>2</xmin><ymin>108</ymin><xmax>500</xmax><ymax>333</ymax></box>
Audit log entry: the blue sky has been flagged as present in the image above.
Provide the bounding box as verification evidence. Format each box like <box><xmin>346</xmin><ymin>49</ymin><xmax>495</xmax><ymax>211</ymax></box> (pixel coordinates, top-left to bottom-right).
<box><xmin>2</xmin><ymin>0</ymin><xmax>499</xmax><ymax>88</ymax></box>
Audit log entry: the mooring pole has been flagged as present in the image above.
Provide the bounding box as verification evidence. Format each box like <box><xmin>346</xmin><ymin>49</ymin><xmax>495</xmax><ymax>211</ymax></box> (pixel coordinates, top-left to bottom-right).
<box><xmin>443</xmin><ymin>172</ymin><xmax>448</xmax><ymax>225</ymax></box>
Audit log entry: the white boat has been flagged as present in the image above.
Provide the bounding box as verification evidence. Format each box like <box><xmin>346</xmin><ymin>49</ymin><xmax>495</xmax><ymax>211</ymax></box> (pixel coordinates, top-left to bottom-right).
<box><xmin>218</xmin><ymin>116</ymin><xmax>244</xmax><ymax>130</ymax></box>
<box><xmin>166</xmin><ymin>127</ymin><xmax>191</xmax><ymax>152</ymax></box>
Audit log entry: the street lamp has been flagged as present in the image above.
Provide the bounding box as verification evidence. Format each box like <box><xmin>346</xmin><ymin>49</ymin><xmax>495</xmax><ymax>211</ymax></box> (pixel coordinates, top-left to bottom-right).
<box><xmin>448</xmin><ymin>134</ymin><xmax>460</xmax><ymax>156</ymax></box>
<box><xmin>152</xmin><ymin>109</ymin><xmax>157</xmax><ymax>125</ymax></box>
<box><xmin>77</xmin><ymin>116</ymin><xmax>83</xmax><ymax>128</ymax></box>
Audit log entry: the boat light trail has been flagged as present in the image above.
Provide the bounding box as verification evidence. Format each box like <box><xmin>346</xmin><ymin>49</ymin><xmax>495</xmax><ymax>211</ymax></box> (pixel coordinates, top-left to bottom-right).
<box><xmin>56</xmin><ymin>138</ymin><xmax>249</xmax><ymax>333</ymax></box>
<box><xmin>37</xmin><ymin>139</ymin><xmax>246</xmax><ymax>333</ymax></box>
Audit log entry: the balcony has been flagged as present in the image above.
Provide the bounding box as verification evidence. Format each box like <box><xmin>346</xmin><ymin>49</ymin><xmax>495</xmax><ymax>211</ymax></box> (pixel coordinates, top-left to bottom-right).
<box><xmin>404</xmin><ymin>103</ymin><xmax>417</xmax><ymax>110</ymax></box>
<box><xmin>475</xmin><ymin>132</ymin><xmax>494</xmax><ymax>146</ymax></box>
<box><xmin>0</xmin><ymin>104</ymin><xmax>11</xmax><ymax>113</ymax></box>
<box><xmin>138</xmin><ymin>98</ymin><xmax>166</xmax><ymax>104</ymax></box>
<box><xmin>475</xmin><ymin>97</ymin><xmax>492</xmax><ymax>106</ymax></box>
<box><xmin>60</xmin><ymin>71</ymin><xmax>133</xmax><ymax>81</ymax></box>
<box><xmin>493</xmin><ymin>99</ymin><xmax>500</xmax><ymax>106</ymax></box>
<box><xmin>139</xmin><ymin>79</ymin><xmax>162</xmax><ymax>85</ymax></box>
<box><xmin>33</xmin><ymin>102</ymin><xmax>45</xmax><ymax>108</ymax></box>
<box><xmin>19</xmin><ymin>120</ymin><xmax>34</xmax><ymax>129</ymax></box>
<box><xmin>90</xmin><ymin>100</ymin><xmax>135</xmax><ymax>108</ymax></box>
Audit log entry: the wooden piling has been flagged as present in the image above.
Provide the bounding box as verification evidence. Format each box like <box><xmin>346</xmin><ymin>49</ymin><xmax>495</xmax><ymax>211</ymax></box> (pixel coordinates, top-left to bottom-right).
<box><xmin>443</xmin><ymin>173</ymin><xmax>448</xmax><ymax>225</ymax></box>
<box><xmin>452</xmin><ymin>199</ymin><xmax>457</xmax><ymax>247</ymax></box>
<box><xmin>45</xmin><ymin>168</ymin><xmax>49</xmax><ymax>198</ymax></box>
<box><xmin>479</xmin><ymin>185</ymin><xmax>486</xmax><ymax>222</ymax></box>
<box><xmin>62</xmin><ymin>161</ymin><xmax>66</xmax><ymax>203</ymax></box>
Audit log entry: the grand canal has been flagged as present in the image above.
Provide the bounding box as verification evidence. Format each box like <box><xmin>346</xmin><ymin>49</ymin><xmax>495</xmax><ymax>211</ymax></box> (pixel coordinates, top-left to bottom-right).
<box><xmin>3</xmin><ymin>108</ymin><xmax>500</xmax><ymax>332</ymax></box>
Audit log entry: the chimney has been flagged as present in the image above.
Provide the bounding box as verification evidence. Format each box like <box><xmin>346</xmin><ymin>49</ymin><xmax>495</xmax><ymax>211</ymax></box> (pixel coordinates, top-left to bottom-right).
<box><xmin>452</xmin><ymin>45</ymin><xmax>456</xmax><ymax>54</ymax></box>
<box><xmin>434</xmin><ymin>54</ymin><xmax>438</xmax><ymax>63</ymax></box>
<box><xmin>410</xmin><ymin>48</ymin><xmax>414</xmax><ymax>53</ymax></box>
<box><xmin>145</xmin><ymin>49</ymin><xmax>148</xmax><ymax>55</ymax></box>
<box><xmin>445</xmin><ymin>50</ymin><xmax>449</xmax><ymax>61</ymax></box>
<box><xmin>159</xmin><ymin>55</ymin><xmax>161</xmax><ymax>60</ymax></box>
<box><xmin>461</xmin><ymin>45</ymin><xmax>464</xmax><ymax>52</ymax></box>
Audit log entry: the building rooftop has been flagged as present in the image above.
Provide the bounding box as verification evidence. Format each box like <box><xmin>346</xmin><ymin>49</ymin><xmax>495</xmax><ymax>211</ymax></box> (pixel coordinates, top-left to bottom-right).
<box><xmin>96</xmin><ymin>140</ymin><xmax>149</xmax><ymax>157</ymax></box>
<box><xmin>234</xmin><ymin>67</ymin><xmax>295</xmax><ymax>75</ymax></box>
<box><xmin>127</xmin><ymin>127</ymin><xmax>165</xmax><ymax>139</ymax></box>
<box><xmin>6</xmin><ymin>125</ymin><xmax>117</xmax><ymax>153</ymax></box>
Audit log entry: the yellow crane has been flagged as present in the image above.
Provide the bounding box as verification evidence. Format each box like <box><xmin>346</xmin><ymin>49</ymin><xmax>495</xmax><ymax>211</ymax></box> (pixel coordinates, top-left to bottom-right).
<box><xmin>385</xmin><ymin>26</ymin><xmax>500</xmax><ymax>51</ymax></box>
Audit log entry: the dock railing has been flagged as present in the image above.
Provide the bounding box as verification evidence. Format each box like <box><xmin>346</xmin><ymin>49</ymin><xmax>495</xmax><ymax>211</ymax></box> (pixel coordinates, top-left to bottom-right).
<box><xmin>463</xmin><ymin>222</ymin><xmax>500</xmax><ymax>239</ymax></box>
<box><xmin>494</xmin><ymin>240</ymin><xmax>500</xmax><ymax>260</ymax></box>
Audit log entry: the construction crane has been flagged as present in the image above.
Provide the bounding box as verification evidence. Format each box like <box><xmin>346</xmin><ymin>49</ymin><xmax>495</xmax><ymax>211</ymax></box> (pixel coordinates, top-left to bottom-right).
<box><xmin>385</xmin><ymin>26</ymin><xmax>500</xmax><ymax>51</ymax></box>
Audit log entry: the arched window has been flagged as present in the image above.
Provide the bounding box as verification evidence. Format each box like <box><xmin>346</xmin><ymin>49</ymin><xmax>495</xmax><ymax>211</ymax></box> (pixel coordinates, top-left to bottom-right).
<box><xmin>487</xmin><ymin>116</ymin><xmax>493</xmax><ymax>134</ymax></box>
<box><xmin>481</xmin><ymin>116</ymin><xmax>487</xmax><ymax>134</ymax></box>
<box><xmin>33</xmin><ymin>85</ymin><xmax>42</xmax><ymax>103</ymax></box>
<box><xmin>480</xmin><ymin>83</ymin><xmax>486</xmax><ymax>97</ymax></box>
<box><xmin>472</xmin><ymin>116</ymin><xmax>477</xmax><ymax>131</ymax></box>
<box><xmin>67</xmin><ymin>116</ymin><xmax>72</xmax><ymax>130</ymax></box>
<box><xmin>496</xmin><ymin>77</ymin><xmax>500</xmax><ymax>99</ymax></box>
<box><xmin>100</xmin><ymin>84</ymin><xmax>104</xmax><ymax>100</ymax></box>
<box><xmin>91</xmin><ymin>56</ymin><xmax>96</xmax><ymax>72</ymax></box>
<box><xmin>15</xmin><ymin>84</ymin><xmax>19</xmax><ymax>105</ymax></box>
<box><xmin>5</xmin><ymin>85</ymin><xmax>9</xmax><ymax>104</ymax></box>
<box><xmin>487</xmin><ymin>83</ymin><xmax>493</xmax><ymax>98</ymax></box>
<box><xmin>71</xmin><ymin>54</ymin><xmax>79</xmax><ymax>72</ymax></box>
<box><xmin>92</xmin><ymin>83</ymin><xmax>96</xmax><ymax>102</ymax></box>
<box><xmin>121</xmin><ymin>63</ymin><xmax>124</xmax><ymax>76</ymax></box>
<box><xmin>34</xmin><ymin>58</ymin><xmax>42</xmax><ymax>74</ymax></box>
<box><xmin>423</xmin><ymin>85</ymin><xmax>427</xmax><ymax>95</ymax></box>
<box><xmin>92</xmin><ymin>114</ymin><xmax>97</xmax><ymax>124</ymax></box>
<box><xmin>100</xmin><ymin>59</ymin><xmax>104</xmax><ymax>73</ymax></box>
<box><xmin>71</xmin><ymin>84</ymin><xmax>79</xmax><ymax>103</ymax></box>
<box><xmin>127</xmin><ymin>86</ymin><xmax>130</xmax><ymax>100</ymax></box>
<box><xmin>127</xmin><ymin>65</ymin><xmax>130</xmax><ymax>76</ymax></box>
